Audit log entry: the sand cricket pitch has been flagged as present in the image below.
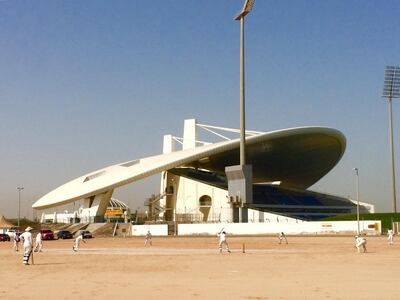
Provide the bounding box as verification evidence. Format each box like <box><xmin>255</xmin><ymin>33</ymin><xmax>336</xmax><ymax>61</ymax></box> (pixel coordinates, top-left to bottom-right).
<box><xmin>0</xmin><ymin>235</ymin><xmax>399</xmax><ymax>299</ymax></box>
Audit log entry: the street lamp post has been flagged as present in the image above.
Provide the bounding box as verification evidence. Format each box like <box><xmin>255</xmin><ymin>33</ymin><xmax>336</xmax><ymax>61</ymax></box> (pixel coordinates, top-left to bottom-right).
<box><xmin>383</xmin><ymin>66</ymin><xmax>400</xmax><ymax>213</ymax></box>
<box><xmin>353</xmin><ymin>168</ymin><xmax>360</xmax><ymax>235</ymax></box>
<box><xmin>17</xmin><ymin>186</ymin><xmax>24</xmax><ymax>228</ymax></box>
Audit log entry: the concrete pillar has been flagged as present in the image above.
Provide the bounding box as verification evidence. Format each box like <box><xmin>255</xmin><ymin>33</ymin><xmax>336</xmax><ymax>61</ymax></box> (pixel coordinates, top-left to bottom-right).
<box><xmin>81</xmin><ymin>190</ymin><xmax>113</xmax><ymax>222</ymax></box>
<box><xmin>162</xmin><ymin>134</ymin><xmax>175</xmax><ymax>154</ymax></box>
<box><xmin>160</xmin><ymin>134</ymin><xmax>175</xmax><ymax>200</ymax></box>
<box><xmin>183</xmin><ymin>119</ymin><xmax>197</xmax><ymax>150</ymax></box>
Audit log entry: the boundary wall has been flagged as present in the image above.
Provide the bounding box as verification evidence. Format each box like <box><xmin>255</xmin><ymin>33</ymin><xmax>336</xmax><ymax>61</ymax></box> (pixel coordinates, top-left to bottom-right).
<box><xmin>177</xmin><ymin>220</ymin><xmax>381</xmax><ymax>236</ymax></box>
<box><xmin>132</xmin><ymin>224</ymin><xmax>169</xmax><ymax>236</ymax></box>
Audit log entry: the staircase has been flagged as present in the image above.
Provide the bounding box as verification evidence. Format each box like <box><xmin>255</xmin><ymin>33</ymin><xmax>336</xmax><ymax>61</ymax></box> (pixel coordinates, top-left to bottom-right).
<box><xmin>111</xmin><ymin>222</ymin><xmax>131</xmax><ymax>237</ymax></box>
<box><xmin>91</xmin><ymin>223</ymin><xmax>114</xmax><ymax>237</ymax></box>
<box><xmin>86</xmin><ymin>223</ymin><xmax>108</xmax><ymax>234</ymax></box>
<box><xmin>144</xmin><ymin>192</ymin><xmax>167</xmax><ymax>220</ymax></box>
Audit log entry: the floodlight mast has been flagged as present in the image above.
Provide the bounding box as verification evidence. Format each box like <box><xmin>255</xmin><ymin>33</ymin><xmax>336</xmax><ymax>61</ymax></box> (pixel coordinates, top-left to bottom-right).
<box><xmin>234</xmin><ymin>0</ymin><xmax>255</xmax><ymax>166</ymax></box>
<box><xmin>17</xmin><ymin>186</ymin><xmax>24</xmax><ymax>228</ymax></box>
<box><xmin>234</xmin><ymin>0</ymin><xmax>255</xmax><ymax>21</ymax></box>
<box><xmin>353</xmin><ymin>168</ymin><xmax>360</xmax><ymax>235</ymax></box>
<box><xmin>383</xmin><ymin>65</ymin><xmax>400</xmax><ymax>213</ymax></box>
<box><xmin>225</xmin><ymin>0</ymin><xmax>255</xmax><ymax>223</ymax></box>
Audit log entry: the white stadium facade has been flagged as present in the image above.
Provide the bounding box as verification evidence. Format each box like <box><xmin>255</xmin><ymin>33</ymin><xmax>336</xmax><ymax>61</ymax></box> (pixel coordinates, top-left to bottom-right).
<box><xmin>33</xmin><ymin>119</ymin><xmax>374</xmax><ymax>225</ymax></box>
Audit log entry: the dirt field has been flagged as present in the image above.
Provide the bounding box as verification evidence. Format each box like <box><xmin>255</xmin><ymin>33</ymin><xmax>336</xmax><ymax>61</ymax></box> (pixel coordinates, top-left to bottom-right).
<box><xmin>0</xmin><ymin>235</ymin><xmax>399</xmax><ymax>299</ymax></box>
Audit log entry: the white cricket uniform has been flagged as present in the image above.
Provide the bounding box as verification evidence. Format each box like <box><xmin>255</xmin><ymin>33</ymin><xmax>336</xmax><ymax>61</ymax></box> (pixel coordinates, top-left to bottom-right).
<box><xmin>355</xmin><ymin>236</ymin><xmax>367</xmax><ymax>253</ymax></box>
<box><xmin>144</xmin><ymin>232</ymin><xmax>152</xmax><ymax>246</ymax></box>
<box><xmin>73</xmin><ymin>235</ymin><xmax>84</xmax><ymax>251</ymax></box>
<box><xmin>388</xmin><ymin>230</ymin><xmax>394</xmax><ymax>245</ymax></box>
<box><xmin>34</xmin><ymin>232</ymin><xmax>43</xmax><ymax>252</ymax></box>
<box><xmin>19</xmin><ymin>231</ymin><xmax>33</xmax><ymax>264</ymax></box>
<box><xmin>278</xmin><ymin>232</ymin><xmax>288</xmax><ymax>244</ymax></box>
<box><xmin>218</xmin><ymin>232</ymin><xmax>230</xmax><ymax>253</ymax></box>
<box><xmin>12</xmin><ymin>233</ymin><xmax>20</xmax><ymax>252</ymax></box>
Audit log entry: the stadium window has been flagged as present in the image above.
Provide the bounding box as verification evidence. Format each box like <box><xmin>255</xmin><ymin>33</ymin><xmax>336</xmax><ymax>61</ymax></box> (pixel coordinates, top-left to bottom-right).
<box><xmin>199</xmin><ymin>195</ymin><xmax>212</xmax><ymax>207</ymax></box>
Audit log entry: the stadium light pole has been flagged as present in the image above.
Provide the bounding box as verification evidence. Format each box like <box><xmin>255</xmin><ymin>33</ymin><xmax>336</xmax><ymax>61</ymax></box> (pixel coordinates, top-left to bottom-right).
<box><xmin>17</xmin><ymin>186</ymin><xmax>24</xmax><ymax>228</ymax></box>
<box><xmin>235</xmin><ymin>0</ymin><xmax>255</xmax><ymax>166</ymax></box>
<box><xmin>383</xmin><ymin>65</ymin><xmax>400</xmax><ymax>213</ymax></box>
<box><xmin>353</xmin><ymin>168</ymin><xmax>360</xmax><ymax>235</ymax></box>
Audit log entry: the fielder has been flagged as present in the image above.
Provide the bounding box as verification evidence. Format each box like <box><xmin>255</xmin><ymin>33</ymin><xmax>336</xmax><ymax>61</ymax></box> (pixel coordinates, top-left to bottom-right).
<box><xmin>278</xmin><ymin>232</ymin><xmax>288</xmax><ymax>244</ymax></box>
<box><xmin>355</xmin><ymin>235</ymin><xmax>367</xmax><ymax>253</ymax></box>
<box><xmin>19</xmin><ymin>227</ymin><xmax>33</xmax><ymax>265</ymax></box>
<box><xmin>34</xmin><ymin>231</ymin><xmax>43</xmax><ymax>252</ymax></box>
<box><xmin>144</xmin><ymin>231</ymin><xmax>152</xmax><ymax>246</ymax></box>
<box><xmin>73</xmin><ymin>233</ymin><xmax>86</xmax><ymax>252</ymax></box>
<box><xmin>12</xmin><ymin>232</ymin><xmax>20</xmax><ymax>252</ymax></box>
<box><xmin>217</xmin><ymin>230</ymin><xmax>231</xmax><ymax>253</ymax></box>
<box><xmin>387</xmin><ymin>229</ymin><xmax>394</xmax><ymax>245</ymax></box>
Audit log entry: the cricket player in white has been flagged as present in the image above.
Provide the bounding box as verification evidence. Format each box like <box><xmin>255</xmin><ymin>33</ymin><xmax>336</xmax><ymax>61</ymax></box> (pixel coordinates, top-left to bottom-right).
<box><xmin>355</xmin><ymin>235</ymin><xmax>367</xmax><ymax>253</ymax></box>
<box><xmin>73</xmin><ymin>233</ymin><xmax>86</xmax><ymax>252</ymax></box>
<box><xmin>144</xmin><ymin>231</ymin><xmax>152</xmax><ymax>246</ymax></box>
<box><xmin>278</xmin><ymin>232</ymin><xmax>288</xmax><ymax>244</ymax></box>
<box><xmin>387</xmin><ymin>229</ymin><xmax>394</xmax><ymax>245</ymax></box>
<box><xmin>12</xmin><ymin>232</ymin><xmax>20</xmax><ymax>252</ymax></box>
<box><xmin>34</xmin><ymin>232</ymin><xmax>43</xmax><ymax>252</ymax></box>
<box><xmin>19</xmin><ymin>227</ymin><xmax>33</xmax><ymax>265</ymax></box>
<box><xmin>217</xmin><ymin>231</ymin><xmax>231</xmax><ymax>253</ymax></box>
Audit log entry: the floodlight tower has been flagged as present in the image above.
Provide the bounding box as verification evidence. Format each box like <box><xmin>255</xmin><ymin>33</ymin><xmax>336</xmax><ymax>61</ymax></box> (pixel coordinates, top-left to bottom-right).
<box><xmin>225</xmin><ymin>0</ymin><xmax>255</xmax><ymax>223</ymax></box>
<box><xmin>235</xmin><ymin>0</ymin><xmax>255</xmax><ymax>166</ymax></box>
<box><xmin>353</xmin><ymin>168</ymin><xmax>360</xmax><ymax>234</ymax></box>
<box><xmin>17</xmin><ymin>186</ymin><xmax>24</xmax><ymax>227</ymax></box>
<box><xmin>383</xmin><ymin>65</ymin><xmax>400</xmax><ymax>213</ymax></box>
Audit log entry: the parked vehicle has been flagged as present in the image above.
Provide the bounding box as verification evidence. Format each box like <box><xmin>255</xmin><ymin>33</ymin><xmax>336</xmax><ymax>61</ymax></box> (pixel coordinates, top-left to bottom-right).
<box><xmin>0</xmin><ymin>233</ymin><xmax>11</xmax><ymax>242</ymax></box>
<box><xmin>56</xmin><ymin>230</ymin><xmax>73</xmax><ymax>239</ymax></box>
<box><xmin>79</xmin><ymin>230</ymin><xmax>93</xmax><ymax>239</ymax></box>
<box><xmin>7</xmin><ymin>230</ymin><xmax>22</xmax><ymax>239</ymax></box>
<box><xmin>40</xmin><ymin>229</ymin><xmax>55</xmax><ymax>240</ymax></box>
<box><xmin>6</xmin><ymin>229</ymin><xmax>18</xmax><ymax>237</ymax></box>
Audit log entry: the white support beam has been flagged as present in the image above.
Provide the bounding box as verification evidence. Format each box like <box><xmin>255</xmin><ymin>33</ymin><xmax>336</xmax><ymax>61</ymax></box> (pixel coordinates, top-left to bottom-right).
<box><xmin>197</xmin><ymin>123</ymin><xmax>264</xmax><ymax>136</ymax></box>
<box><xmin>81</xmin><ymin>190</ymin><xmax>114</xmax><ymax>218</ymax></box>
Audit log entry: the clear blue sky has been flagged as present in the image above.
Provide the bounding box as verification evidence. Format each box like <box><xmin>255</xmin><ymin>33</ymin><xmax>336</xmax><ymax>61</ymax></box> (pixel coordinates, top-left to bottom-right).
<box><xmin>1</xmin><ymin>0</ymin><xmax>400</xmax><ymax>218</ymax></box>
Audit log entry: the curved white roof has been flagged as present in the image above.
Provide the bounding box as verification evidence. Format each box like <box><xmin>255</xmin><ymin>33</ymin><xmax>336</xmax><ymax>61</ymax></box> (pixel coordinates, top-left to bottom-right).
<box><xmin>33</xmin><ymin>126</ymin><xmax>345</xmax><ymax>210</ymax></box>
<box><xmin>108</xmin><ymin>198</ymin><xmax>129</xmax><ymax>209</ymax></box>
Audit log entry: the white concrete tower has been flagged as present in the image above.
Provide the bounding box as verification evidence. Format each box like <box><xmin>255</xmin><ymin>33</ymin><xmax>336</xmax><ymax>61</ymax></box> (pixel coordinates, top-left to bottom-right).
<box><xmin>183</xmin><ymin>119</ymin><xmax>197</xmax><ymax>150</ymax></box>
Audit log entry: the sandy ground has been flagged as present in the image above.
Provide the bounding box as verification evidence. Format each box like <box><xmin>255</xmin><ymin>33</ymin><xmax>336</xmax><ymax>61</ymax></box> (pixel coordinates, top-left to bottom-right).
<box><xmin>0</xmin><ymin>235</ymin><xmax>399</xmax><ymax>300</ymax></box>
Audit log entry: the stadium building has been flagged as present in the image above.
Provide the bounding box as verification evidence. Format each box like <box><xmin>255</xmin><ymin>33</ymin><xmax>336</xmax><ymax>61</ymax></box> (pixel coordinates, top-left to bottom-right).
<box><xmin>34</xmin><ymin>119</ymin><xmax>373</xmax><ymax>224</ymax></box>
